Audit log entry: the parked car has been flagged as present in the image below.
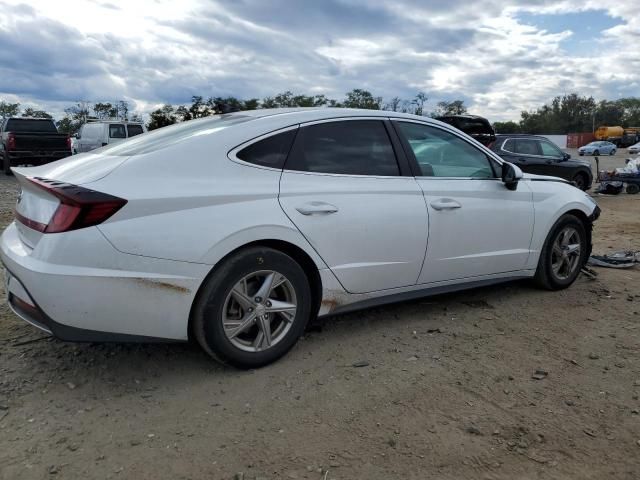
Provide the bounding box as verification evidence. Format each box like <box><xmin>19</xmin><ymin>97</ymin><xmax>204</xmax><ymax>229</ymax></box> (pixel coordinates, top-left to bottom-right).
<box><xmin>74</xmin><ymin>120</ymin><xmax>146</xmax><ymax>153</ymax></box>
<box><xmin>1</xmin><ymin>109</ymin><xmax>600</xmax><ymax>368</ymax></box>
<box><xmin>490</xmin><ymin>134</ymin><xmax>594</xmax><ymax>190</ymax></box>
<box><xmin>578</xmin><ymin>141</ymin><xmax>617</xmax><ymax>156</ymax></box>
<box><xmin>434</xmin><ymin>114</ymin><xmax>496</xmax><ymax>146</ymax></box>
<box><xmin>0</xmin><ymin>117</ymin><xmax>71</xmax><ymax>175</ymax></box>
<box><xmin>627</xmin><ymin>142</ymin><xmax>640</xmax><ymax>155</ymax></box>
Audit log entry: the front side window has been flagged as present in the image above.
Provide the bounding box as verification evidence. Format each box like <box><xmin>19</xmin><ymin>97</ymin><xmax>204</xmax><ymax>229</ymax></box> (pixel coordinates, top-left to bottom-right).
<box><xmin>127</xmin><ymin>124</ymin><xmax>144</xmax><ymax>137</ymax></box>
<box><xmin>236</xmin><ymin>129</ymin><xmax>297</xmax><ymax>169</ymax></box>
<box><xmin>396</xmin><ymin>121</ymin><xmax>494</xmax><ymax>178</ymax></box>
<box><xmin>109</xmin><ymin>124</ymin><xmax>126</xmax><ymax>139</ymax></box>
<box><xmin>285</xmin><ymin>120</ymin><xmax>399</xmax><ymax>176</ymax></box>
<box><xmin>539</xmin><ymin>140</ymin><xmax>563</xmax><ymax>158</ymax></box>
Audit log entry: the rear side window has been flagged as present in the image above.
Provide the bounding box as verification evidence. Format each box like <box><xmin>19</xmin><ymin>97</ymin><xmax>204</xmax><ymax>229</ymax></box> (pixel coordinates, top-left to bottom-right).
<box><xmin>514</xmin><ymin>139</ymin><xmax>541</xmax><ymax>155</ymax></box>
<box><xmin>285</xmin><ymin>120</ymin><xmax>399</xmax><ymax>176</ymax></box>
<box><xmin>236</xmin><ymin>129</ymin><xmax>297</xmax><ymax>169</ymax></box>
<box><xmin>81</xmin><ymin>124</ymin><xmax>100</xmax><ymax>140</ymax></box>
<box><xmin>109</xmin><ymin>124</ymin><xmax>126</xmax><ymax>139</ymax></box>
<box><xmin>127</xmin><ymin>124</ymin><xmax>144</xmax><ymax>137</ymax></box>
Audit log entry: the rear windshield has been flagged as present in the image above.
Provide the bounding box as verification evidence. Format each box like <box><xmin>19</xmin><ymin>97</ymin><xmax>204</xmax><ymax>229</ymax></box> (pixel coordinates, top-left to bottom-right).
<box><xmin>5</xmin><ymin>119</ymin><xmax>57</xmax><ymax>133</ymax></box>
<box><xmin>97</xmin><ymin>114</ymin><xmax>252</xmax><ymax>156</ymax></box>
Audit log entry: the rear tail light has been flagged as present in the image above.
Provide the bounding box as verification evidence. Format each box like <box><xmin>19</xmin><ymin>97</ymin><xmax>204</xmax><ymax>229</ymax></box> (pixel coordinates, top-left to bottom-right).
<box><xmin>7</xmin><ymin>133</ymin><xmax>16</xmax><ymax>151</ymax></box>
<box><xmin>16</xmin><ymin>177</ymin><xmax>127</xmax><ymax>234</ymax></box>
<box><xmin>66</xmin><ymin>136</ymin><xmax>72</xmax><ymax>150</ymax></box>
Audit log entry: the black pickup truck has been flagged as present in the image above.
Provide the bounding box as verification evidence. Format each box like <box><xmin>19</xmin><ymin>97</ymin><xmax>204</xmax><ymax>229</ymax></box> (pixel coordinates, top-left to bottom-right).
<box><xmin>0</xmin><ymin>117</ymin><xmax>71</xmax><ymax>175</ymax></box>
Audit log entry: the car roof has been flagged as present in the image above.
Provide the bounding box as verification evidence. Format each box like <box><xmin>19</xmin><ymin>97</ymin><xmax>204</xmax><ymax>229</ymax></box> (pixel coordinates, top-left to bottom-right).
<box><xmin>85</xmin><ymin>120</ymin><xmax>145</xmax><ymax>125</ymax></box>
<box><xmin>494</xmin><ymin>134</ymin><xmax>547</xmax><ymax>139</ymax></box>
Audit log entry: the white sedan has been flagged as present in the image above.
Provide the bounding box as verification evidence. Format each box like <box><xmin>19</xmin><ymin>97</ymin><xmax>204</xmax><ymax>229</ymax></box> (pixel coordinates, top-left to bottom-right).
<box><xmin>1</xmin><ymin>109</ymin><xmax>600</xmax><ymax>368</ymax></box>
<box><xmin>628</xmin><ymin>142</ymin><xmax>640</xmax><ymax>155</ymax></box>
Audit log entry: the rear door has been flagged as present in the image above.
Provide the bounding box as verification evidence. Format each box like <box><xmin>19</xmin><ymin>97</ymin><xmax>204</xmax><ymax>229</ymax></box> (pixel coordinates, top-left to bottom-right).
<box><xmin>278</xmin><ymin>119</ymin><xmax>429</xmax><ymax>294</ymax></box>
<box><xmin>78</xmin><ymin>124</ymin><xmax>102</xmax><ymax>152</ymax></box>
<box><xmin>393</xmin><ymin>121</ymin><xmax>534</xmax><ymax>284</ymax></box>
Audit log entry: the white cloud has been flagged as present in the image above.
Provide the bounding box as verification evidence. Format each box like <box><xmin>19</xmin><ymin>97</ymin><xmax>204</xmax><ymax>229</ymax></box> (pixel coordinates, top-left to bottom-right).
<box><xmin>0</xmin><ymin>0</ymin><xmax>637</xmax><ymax>121</ymax></box>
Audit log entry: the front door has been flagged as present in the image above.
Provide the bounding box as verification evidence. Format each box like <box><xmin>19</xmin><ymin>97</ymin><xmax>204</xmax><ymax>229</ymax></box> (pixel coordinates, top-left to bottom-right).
<box><xmin>393</xmin><ymin>120</ymin><xmax>534</xmax><ymax>284</ymax></box>
<box><xmin>278</xmin><ymin>119</ymin><xmax>429</xmax><ymax>294</ymax></box>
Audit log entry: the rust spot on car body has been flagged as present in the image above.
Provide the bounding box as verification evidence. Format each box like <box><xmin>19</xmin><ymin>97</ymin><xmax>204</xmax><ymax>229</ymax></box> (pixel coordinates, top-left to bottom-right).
<box><xmin>134</xmin><ymin>278</ymin><xmax>190</xmax><ymax>294</ymax></box>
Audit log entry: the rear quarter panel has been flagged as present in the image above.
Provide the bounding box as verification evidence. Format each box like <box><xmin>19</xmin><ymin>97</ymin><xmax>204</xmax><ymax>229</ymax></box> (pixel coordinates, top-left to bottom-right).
<box><xmin>89</xmin><ymin>134</ymin><xmax>328</xmax><ymax>270</ymax></box>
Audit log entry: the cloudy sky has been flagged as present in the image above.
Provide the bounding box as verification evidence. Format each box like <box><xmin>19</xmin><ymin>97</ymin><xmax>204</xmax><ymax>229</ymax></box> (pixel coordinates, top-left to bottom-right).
<box><xmin>0</xmin><ymin>0</ymin><xmax>638</xmax><ymax>121</ymax></box>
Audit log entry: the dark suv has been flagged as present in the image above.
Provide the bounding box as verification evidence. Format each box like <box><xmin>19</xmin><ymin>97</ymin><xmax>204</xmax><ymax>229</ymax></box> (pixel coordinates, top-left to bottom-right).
<box><xmin>435</xmin><ymin>115</ymin><xmax>496</xmax><ymax>146</ymax></box>
<box><xmin>490</xmin><ymin>134</ymin><xmax>593</xmax><ymax>190</ymax></box>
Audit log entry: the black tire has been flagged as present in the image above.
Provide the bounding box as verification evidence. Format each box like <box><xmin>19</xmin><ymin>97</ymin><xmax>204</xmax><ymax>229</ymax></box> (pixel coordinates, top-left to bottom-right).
<box><xmin>2</xmin><ymin>150</ymin><xmax>12</xmax><ymax>175</ymax></box>
<box><xmin>610</xmin><ymin>149</ymin><xmax>616</xmax><ymax>156</ymax></box>
<box><xmin>534</xmin><ymin>214</ymin><xmax>587</xmax><ymax>291</ymax></box>
<box><xmin>593</xmin><ymin>150</ymin><xmax>600</xmax><ymax>156</ymax></box>
<box><xmin>193</xmin><ymin>246</ymin><xmax>312</xmax><ymax>368</ymax></box>
<box><xmin>572</xmin><ymin>172</ymin><xmax>588</xmax><ymax>191</ymax></box>
<box><xmin>626</xmin><ymin>184</ymin><xmax>640</xmax><ymax>195</ymax></box>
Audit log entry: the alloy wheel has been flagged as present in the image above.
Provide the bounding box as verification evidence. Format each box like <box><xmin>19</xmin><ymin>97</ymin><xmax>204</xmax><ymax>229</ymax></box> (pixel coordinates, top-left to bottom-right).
<box><xmin>222</xmin><ymin>270</ymin><xmax>297</xmax><ymax>352</ymax></box>
<box><xmin>550</xmin><ymin>227</ymin><xmax>582</xmax><ymax>280</ymax></box>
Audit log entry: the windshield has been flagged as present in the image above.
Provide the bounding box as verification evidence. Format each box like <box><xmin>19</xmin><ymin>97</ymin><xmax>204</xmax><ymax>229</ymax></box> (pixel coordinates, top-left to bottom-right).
<box><xmin>96</xmin><ymin>114</ymin><xmax>253</xmax><ymax>156</ymax></box>
<box><xmin>5</xmin><ymin>118</ymin><xmax>57</xmax><ymax>133</ymax></box>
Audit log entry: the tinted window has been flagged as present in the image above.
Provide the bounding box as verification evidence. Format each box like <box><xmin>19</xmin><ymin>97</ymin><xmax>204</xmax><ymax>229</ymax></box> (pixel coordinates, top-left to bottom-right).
<box><xmin>109</xmin><ymin>124</ymin><xmax>126</xmax><ymax>139</ymax></box>
<box><xmin>237</xmin><ymin>129</ymin><xmax>297</xmax><ymax>169</ymax></box>
<box><xmin>396</xmin><ymin>122</ymin><xmax>494</xmax><ymax>178</ymax></box>
<box><xmin>5</xmin><ymin>119</ymin><xmax>57</xmax><ymax>133</ymax></box>
<box><xmin>540</xmin><ymin>140</ymin><xmax>562</xmax><ymax>157</ymax></box>
<box><xmin>127</xmin><ymin>124</ymin><xmax>144</xmax><ymax>137</ymax></box>
<box><xmin>512</xmin><ymin>139</ymin><xmax>541</xmax><ymax>156</ymax></box>
<box><xmin>286</xmin><ymin>120</ymin><xmax>399</xmax><ymax>176</ymax></box>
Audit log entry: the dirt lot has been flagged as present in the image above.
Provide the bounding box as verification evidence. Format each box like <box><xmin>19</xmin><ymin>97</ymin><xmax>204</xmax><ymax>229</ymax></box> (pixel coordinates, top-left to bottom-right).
<box><xmin>1</xmin><ymin>152</ymin><xmax>639</xmax><ymax>480</ymax></box>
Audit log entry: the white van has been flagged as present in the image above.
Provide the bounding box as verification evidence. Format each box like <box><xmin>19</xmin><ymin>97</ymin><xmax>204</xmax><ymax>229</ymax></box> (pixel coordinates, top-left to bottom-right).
<box><xmin>74</xmin><ymin>121</ymin><xmax>146</xmax><ymax>154</ymax></box>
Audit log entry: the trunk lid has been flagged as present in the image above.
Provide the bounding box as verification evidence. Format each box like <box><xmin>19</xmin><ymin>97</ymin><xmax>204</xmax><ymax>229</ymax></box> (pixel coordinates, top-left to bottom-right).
<box><xmin>12</xmin><ymin>169</ymin><xmax>59</xmax><ymax>248</ymax></box>
<box><xmin>16</xmin><ymin>151</ymin><xmax>130</xmax><ymax>185</ymax></box>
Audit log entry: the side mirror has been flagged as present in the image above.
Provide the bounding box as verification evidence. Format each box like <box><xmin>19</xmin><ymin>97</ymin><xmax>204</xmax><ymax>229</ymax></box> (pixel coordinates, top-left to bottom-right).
<box><xmin>563</xmin><ymin>152</ymin><xmax>571</xmax><ymax>161</ymax></box>
<box><xmin>502</xmin><ymin>162</ymin><xmax>523</xmax><ymax>191</ymax></box>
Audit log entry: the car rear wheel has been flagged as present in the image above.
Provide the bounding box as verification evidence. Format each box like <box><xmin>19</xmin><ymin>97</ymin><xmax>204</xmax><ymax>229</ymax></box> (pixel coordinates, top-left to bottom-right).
<box><xmin>626</xmin><ymin>184</ymin><xmax>640</xmax><ymax>194</ymax></box>
<box><xmin>193</xmin><ymin>246</ymin><xmax>312</xmax><ymax>368</ymax></box>
<box><xmin>534</xmin><ymin>214</ymin><xmax>587</xmax><ymax>290</ymax></box>
<box><xmin>2</xmin><ymin>150</ymin><xmax>11</xmax><ymax>175</ymax></box>
<box><xmin>593</xmin><ymin>150</ymin><xmax>600</xmax><ymax>156</ymax></box>
<box><xmin>572</xmin><ymin>172</ymin><xmax>588</xmax><ymax>190</ymax></box>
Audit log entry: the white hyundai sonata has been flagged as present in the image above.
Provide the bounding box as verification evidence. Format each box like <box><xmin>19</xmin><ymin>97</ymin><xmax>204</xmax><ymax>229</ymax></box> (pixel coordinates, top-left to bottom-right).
<box><xmin>1</xmin><ymin>108</ymin><xmax>599</xmax><ymax>367</ymax></box>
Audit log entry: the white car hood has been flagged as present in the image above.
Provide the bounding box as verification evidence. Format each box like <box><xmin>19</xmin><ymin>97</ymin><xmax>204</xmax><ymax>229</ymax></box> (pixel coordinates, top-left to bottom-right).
<box><xmin>522</xmin><ymin>172</ymin><xmax>568</xmax><ymax>183</ymax></box>
<box><xmin>13</xmin><ymin>151</ymin><xmax>129</xmax><ymax>185</ymax></box>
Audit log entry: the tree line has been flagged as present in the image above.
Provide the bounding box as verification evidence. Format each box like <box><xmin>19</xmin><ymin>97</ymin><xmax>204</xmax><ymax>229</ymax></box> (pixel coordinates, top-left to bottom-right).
<box><xmin>3</xmin><ymin>90</ymin><xmax>639</xmax><ymax>135</ymax></box>
<box><xmin>493</xmin><ymin>94</ymin><xmax>640</xmax><ymax>134</ymax></box>
<box><xmin>0</xmin><ymin>90</ymin><xmax>466</xmax><ymax>133</ymax></box>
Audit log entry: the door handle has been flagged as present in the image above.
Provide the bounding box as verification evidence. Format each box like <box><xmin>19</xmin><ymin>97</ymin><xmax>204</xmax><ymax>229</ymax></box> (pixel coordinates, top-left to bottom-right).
<box><xmin>295</xmin><ymin>202</ymin><xmax>339</xmax><ymax>215</ymax></box>
<box><xmin>430</xmin><ymin>198</ymin><xmax>462</xmax><ymax>211</ymax></box>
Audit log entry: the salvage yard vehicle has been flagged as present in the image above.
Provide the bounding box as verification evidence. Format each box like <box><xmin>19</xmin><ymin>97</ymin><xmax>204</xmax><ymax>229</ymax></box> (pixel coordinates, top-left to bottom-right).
<box><xmin>0</xmin><ymin>117</ymin><xmax>71</xmax><ymax>175</ymax></box>
<box><xmin>578</xmin><ymin>141</ymin><xmax>617</xmax><ymax>157</ymax></box>
<box><xmin>490</xmin><ymin>134</ymin><xmax>594</xmax><ymax>190</ymax></box>
<box><xmin>74</xmin><ymin>120</ymin><xmax>146</xmax><ymax>153</ymax></box>
<box><xmin>628</xmin><ymin>142</ymin><xmax>640</xmax><ymax>154</ymax></box>
<box><xmin>0</xmin><ymin>108</ymin><xmax>600</xmax><ymax>368</ymax></box>
<box><xmin>434</xmin><ymin>114</ymin><xmax>496</xmax><ymax>147</ymax></box>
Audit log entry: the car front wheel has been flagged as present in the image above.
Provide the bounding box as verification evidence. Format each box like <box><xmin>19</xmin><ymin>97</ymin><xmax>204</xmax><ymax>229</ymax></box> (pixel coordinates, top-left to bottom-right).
<box><xmin>534</xmin><ymin>214</ymin><xmax>587</xmax><ymax>290</ymax></box>
<box><xmin>593</xmin><ymin>150</ymin><xmax>600</xmax><ymax>156</ymax></box>
<box><xmin>610</xmin><ymin>149</ymin><xmax>616</xmax><ymax>155</ymax></box>
<box><xmin>193</xmin><ymin>246</ymin><xmax>312</xmax><ymax>368</ymax></box>
<box><xmin>572</xmin><ymin>173</ymin><xmax>588</xmax><ymax>190</ymax></box>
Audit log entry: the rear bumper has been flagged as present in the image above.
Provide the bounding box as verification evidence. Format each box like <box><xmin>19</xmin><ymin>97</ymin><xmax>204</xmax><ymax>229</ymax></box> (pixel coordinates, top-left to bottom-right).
<box><xmin>1</xmin><ymin>222</ymin><xmax>210</xmax><ymax>342</ymax></box>
<box><xmin>5</xmin><ymin>151</ymin><xmax>71</xmax><ymax>166</ymax></box>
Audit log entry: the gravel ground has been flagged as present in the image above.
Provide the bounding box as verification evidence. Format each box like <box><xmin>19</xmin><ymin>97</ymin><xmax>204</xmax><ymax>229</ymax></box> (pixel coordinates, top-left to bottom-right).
<box><xmin>1</xmin><ymin>152</ymin><xmax>639</xmax><ymax>480</ymax></box>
